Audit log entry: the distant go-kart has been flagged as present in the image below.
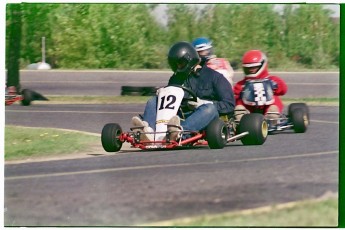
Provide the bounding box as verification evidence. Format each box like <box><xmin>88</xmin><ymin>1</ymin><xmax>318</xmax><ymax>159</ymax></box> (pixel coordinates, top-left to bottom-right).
<box><xmin>101</xmin><ymin>85</ymin><xmax>268</xmax><ymax>152</ymax></box>
<box><xmin>5</xmin><ymin>87</ymin><xmax>48</xmax><ymax>106</ymax></box>
<box><xmin>237</xmin><ymin>78</ymin><xmax>310</xmax><ymax>134</ymax></box>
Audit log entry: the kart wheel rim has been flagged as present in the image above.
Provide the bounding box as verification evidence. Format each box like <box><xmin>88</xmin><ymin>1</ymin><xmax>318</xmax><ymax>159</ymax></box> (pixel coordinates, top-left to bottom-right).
<box><xmin>221</xmin><ymin>126</ymin><xmax>227</xmax><ymax>140</ymax></box>
<box><xmin>262</xmin><ymin>121</ymin><xmax>268</xmax><ymax>137</ymax></box>
<box><xmin>303</xmin><ymin>114</ymin><xmax>309</xmax><ymax>126</ymax></box>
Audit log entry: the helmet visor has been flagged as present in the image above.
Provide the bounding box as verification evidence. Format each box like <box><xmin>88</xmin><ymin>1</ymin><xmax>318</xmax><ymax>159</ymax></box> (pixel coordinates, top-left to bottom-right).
<box><xmin>176</xmin><ymin>58</ymin><xmax>188</xmax><ymax>70</ymax></box>
<box><xmin>243</xmin><ymin>66</ymin><xmax>260</xmax><ymax>75</ymax></box>
<box><xmin>175</xmin><ymin>55</ymin><xmax>192</xmax><ymax>73</ymax></box>
<box><xmin>243</xmin><ymin>60</ymin><xmax>264</xmax><ymax>76</ymax></box>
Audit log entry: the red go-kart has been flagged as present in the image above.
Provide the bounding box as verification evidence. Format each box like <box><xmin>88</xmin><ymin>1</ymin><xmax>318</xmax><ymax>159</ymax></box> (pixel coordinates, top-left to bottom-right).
<box><xmin>236</xmin><ymin>78</ymin><xmax>309</xmax><ymax>134</ymax></box>
<box><xmin>5</xmin><ymin>86</ymin><xmax>48</xmax><ymax>106</ymax></box>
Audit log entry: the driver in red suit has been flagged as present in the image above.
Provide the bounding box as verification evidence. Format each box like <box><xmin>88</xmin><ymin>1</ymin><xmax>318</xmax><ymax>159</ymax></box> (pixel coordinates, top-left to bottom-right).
<box><xmin>233</xmin><ymin>50</ymin><xmax>288</xmax><ymax>121</ymax></box>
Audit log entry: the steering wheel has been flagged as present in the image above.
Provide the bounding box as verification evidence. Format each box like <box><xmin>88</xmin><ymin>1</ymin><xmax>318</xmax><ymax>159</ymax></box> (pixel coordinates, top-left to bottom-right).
<box><xmin>166</xmin><ymin>84</ymin><xmax>197</xmax><ymax>102</ymax></box>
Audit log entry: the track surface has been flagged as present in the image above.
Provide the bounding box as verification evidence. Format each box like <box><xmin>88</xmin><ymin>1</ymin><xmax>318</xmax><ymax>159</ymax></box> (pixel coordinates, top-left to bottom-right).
<box><xmin>4</xmin><ymin>71</ymin><xmax>339</xmax><ymax>226</ymax></box>
<box><xmin>5</xmin><ymin>104</ymin><xmax>339</xmax><ymax>226</ymax></box>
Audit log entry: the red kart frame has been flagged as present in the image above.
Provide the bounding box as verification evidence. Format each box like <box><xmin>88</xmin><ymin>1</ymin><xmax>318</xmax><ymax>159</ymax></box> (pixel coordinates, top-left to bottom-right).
<box><xmin>120</xmin><ymin>130</ymin><xmax>207</xmax><ymax>150</ymax></box>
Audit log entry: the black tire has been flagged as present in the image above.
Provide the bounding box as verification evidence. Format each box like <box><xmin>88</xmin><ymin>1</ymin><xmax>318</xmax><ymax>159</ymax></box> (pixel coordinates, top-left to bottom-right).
<box><xmin>206</xmin><ymin>119</ymin><xmax>228</xmax><ymax>149</ymax></box>
<box><xmin>101</xmin><ymin>123</ymin><xmax>123</xmax><ymax>152</ymax></box>
<box><xmin>121</xmin><ymin>91</ymin><xmax>144</xmax><ymax>96</ymax></box>
<box><xmin>121</xmin><ymin>86</ymin><xmax>145</xmax><ymax>96</ymax></box>
<box><xmin>142</xmin><ymin>86</ymin><xmax>160</xmax><ymax>96</ymax></box>
<box><xmin>121</xmin><ymin>86</ymin><xmax>145</xmax><ymax>92</ymax></box>
<box><xmin>238</xmin><ymin>113</ymin><xmax>268</xmax><ymax>145</ymax></box>
<box><xmin>291</xmin><ymin>108</ymin><xmax>308</xmax><ymax>133</ymax></box>
<box><xmin>288</xmin><ymin>103</ymin><xmax>310</xmax><ymax>122</ymax></box>
<box><xmin>21</xmin><ymin>89</ymin><xmax>33</xmax><ymax>106</ymax></box>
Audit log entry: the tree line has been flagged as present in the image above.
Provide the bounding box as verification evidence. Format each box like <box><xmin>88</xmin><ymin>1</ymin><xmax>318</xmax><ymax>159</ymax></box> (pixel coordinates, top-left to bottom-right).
<box><xmin>6</xmin><ymin>3</ymin><xmax>339</xmax><ymax>70</ymax></box>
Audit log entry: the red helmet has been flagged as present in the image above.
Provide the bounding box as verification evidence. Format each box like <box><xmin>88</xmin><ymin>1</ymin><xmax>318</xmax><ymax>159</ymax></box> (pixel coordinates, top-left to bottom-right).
<box><xmin>242</xmin><ymin>50</ymin><xmax>268</xmax><ymax>78</ymax></box>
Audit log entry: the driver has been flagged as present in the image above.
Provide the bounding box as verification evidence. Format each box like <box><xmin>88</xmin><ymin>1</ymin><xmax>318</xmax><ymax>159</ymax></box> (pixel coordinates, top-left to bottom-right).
<box><xmin>192</xmin><ymin>37</ymin><xmax>234</xmax><ymax>86</ymax></box>
<box><xmin>132</xmin><ymin>41</ymin><xmax>235</xmax><ymax>141</ymax></box>
<box><xmin>233</xmin><ymin>50</ymin><xmax>288</xmax><ymax>121</ymax></box>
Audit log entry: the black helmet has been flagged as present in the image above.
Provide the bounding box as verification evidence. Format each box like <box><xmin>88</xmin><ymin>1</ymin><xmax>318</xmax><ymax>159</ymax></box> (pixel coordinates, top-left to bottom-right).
<box><xmin>168</xmin><ymin>41</ymin><xmax>200</xmax><ymax>75</ymax></box>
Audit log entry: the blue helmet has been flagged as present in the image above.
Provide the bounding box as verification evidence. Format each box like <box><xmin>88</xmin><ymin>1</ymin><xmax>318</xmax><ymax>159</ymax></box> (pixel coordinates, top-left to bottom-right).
<box><xmin>192</xmin><ymin>37</ymin><xmax>213</xmax><ymax>51</ymax></box>
<box><xmin>191</xmin><ymin>37</ymin><xmax>214</xmax><ymax>63</ymax></box>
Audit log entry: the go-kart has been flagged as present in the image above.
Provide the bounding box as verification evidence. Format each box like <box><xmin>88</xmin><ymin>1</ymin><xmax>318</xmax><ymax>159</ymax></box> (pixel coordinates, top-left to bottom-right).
<box><xmin>237</xmin><ymin>78</ymin><xmax>309</xmax><ymax>134</ymax></box>
<box><xmin>101</xmin><ymin>85</ymin><xmax>268</xmax><ymax>152</ymax></box>
<box><xmin>5</xmin><ymin>87</ymin><xmax>48</xmax><ymax>106</ymax></box>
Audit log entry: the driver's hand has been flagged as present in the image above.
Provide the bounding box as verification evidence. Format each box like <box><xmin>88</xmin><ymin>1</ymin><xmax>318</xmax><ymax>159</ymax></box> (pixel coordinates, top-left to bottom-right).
<box><xmin>187</xmin><ymin>97</ymin><xmax>213</xmax><ymax>110</ymax></box>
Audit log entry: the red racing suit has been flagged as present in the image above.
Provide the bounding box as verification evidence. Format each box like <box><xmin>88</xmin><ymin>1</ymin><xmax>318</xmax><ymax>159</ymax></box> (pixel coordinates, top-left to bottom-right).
<box><xmin>233</xmin><ymin>74</ymin><xmax>288</xmax><ymax>114</ymax></box>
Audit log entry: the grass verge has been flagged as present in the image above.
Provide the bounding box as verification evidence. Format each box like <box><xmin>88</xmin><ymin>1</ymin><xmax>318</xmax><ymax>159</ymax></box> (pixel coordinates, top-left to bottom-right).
<box><xmin>5</xmin><ymin>125</ymin><xmax>100</xmax><ymax>161</ymax></box>
<box><xmin>146</xmin><ymin>196</ymin><xmax>338</xmax><ymax>227</ymax></box>
<box><xmin>38</xmin><ymin>95</ymin><xmax>339</xmax><ymax>106</ymax></box>
<box><xmin>283</xmin><ymin>97</ymin><xmax>339</xmax><ymax>106</ymax></box>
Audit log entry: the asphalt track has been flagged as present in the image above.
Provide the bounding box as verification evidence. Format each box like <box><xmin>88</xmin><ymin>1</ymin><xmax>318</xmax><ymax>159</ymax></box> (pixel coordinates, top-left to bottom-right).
<box><xmin>4</xmin><ymin>71</ymin><xmax>339</xmax><ymax>226</ymax></box>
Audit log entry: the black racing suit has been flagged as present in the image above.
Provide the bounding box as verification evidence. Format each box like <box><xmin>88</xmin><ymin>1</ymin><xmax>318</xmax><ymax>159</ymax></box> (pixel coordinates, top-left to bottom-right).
<box><xmin>168</xmin><ymin>65</ymin><xmax>235</xmax><ymax>116</ymax></box>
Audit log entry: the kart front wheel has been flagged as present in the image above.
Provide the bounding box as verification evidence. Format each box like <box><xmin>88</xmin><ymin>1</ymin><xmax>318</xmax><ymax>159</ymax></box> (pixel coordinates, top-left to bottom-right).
<box><xmin>206</xmin><ymin>119</ymin><xmax>228</xmax><ymax>149</ymax></box>
<box><xmin>291</xmin><ymin>108</ymin><xmax>308</xmax><ymax>133</ymax></box>
<box><xmin>21</xmin><ymin>89</ymin><xmax>34</xmax><ymax>106</ymax></box>
<box><xmin>101</xmin><ymin>123</ymin><xmax>123</xmax><ymax>152</ymax></box>
<box><xmin>238</xmin><ymin>113</ymin><xmax>268</xmax><ymax>145</ymax></box>
<box><xmin>288</xmin><ymin>103</ymin><xmax>310</xmax><ymax>122</ymax></box>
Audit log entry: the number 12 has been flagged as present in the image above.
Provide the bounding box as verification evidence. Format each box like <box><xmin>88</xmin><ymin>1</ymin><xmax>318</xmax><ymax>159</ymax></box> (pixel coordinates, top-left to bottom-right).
<box><xmin>158</xmin><ymin>95</ymin><xmax>176</xmax><ymax>110</ymax></box>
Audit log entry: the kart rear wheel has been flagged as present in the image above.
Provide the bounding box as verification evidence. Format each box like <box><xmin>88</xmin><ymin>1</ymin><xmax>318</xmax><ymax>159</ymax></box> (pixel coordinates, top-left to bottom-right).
<box><xmin>238</xmin><ymin>113</ymin><xmax>268</xmax><ymax>145</ymax></box>
<box><xmin>101</xmin><ymin>123</ymin><xmax>123</xmax><ymax>152</ymax></box>
<box><xmin>288</xmin><ymin>103</ymin><xmax>309</xmax><ymax>122</ymax></box>
<box><xmin>206</xmin><ymin>119</ymin><xmax>228</xmax><ymax>149</ymax></box>
<box><xmin>291</xmin><ymin>108</ymin><xmax>308</xmax><ymax>133</ymax></box>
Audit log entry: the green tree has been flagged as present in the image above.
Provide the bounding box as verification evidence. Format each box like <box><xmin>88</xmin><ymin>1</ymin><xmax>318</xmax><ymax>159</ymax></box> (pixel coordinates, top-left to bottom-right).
<box><xmin>21</xmin><ymin>3</ymin><xmax>58</xmax><ymax>67</ymax></box>
<box><xmin>283</xmin><ymin>4</ymin><xmax>339</xmax><ymax>68</ymax></box>
<box><xmin>48</xmin><ymin>4</ymin><xmax>167</xmax><ymax>69</ymax></box>
<box><xmin>167</xmin><ymin>4</ymin><xmax>200</xmax><ymax>44</ymax></box>
<box><xmin>6</xmin><ymin>4</ymin><xmax>22</xmax><ymax>89</ymax></box>
<box><xmin>6</xmin><ymin>3</ymin><xmax>339</xmax><ymax>70</ymax></box>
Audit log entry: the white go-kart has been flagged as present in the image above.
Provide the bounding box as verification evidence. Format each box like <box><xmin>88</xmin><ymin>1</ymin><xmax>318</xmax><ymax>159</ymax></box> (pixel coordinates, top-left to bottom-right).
<box><xmin>101</xmin><ymin>85</ymin><xmax>268</xmax><ymax>152</ymax></box>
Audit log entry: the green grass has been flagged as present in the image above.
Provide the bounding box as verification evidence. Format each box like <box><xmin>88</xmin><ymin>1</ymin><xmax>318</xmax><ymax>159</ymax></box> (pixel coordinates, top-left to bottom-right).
<box><xmin>283</xmin><ymin>97</ymin><xmax>339</xmax><ymax>106</ymax></box>
<box><xmin>40</xmin><ymin>95</ymin><xmax>339</xmax><ymax>106</ymax></box>
<box><xmin>147</xmin><ymin>197</ymin><xmax>338</xmax><ymax>227</ymax></box>
<box><xmin>5</xmin><ymin>126</ymin><xmax>100</xmax><ymax>161</ymax></box>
